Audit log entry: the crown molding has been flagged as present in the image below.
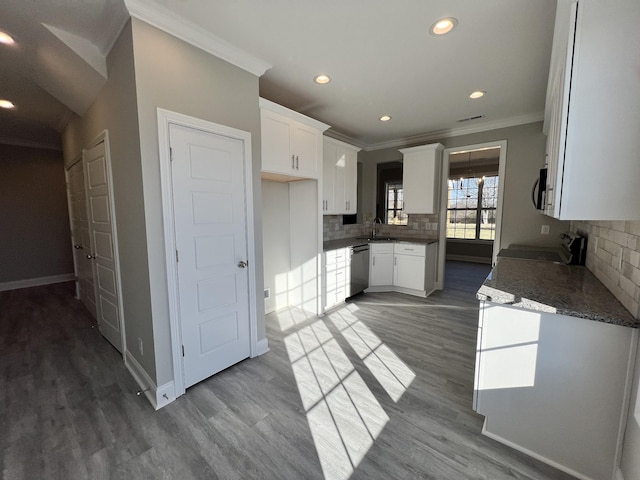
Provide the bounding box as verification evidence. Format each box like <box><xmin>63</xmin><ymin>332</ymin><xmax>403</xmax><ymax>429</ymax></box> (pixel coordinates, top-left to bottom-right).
<box><xmin>124</xmin><ymin>0</ymin><xmax>271</xmax><ymax>77</ymax></box>
<box><xmin>259</xmin><ymin>97</ymin><xmax>330</xmax><ymax>132</ymax></box>
<box><xmin>362</xmin><ymin>112</ymin><xmax>544</xmax><ymax>152</ymax></box>
<box><xmin>323</xmin><ymin>129</ymin><xmax>367</xmax><ymax>150</ymax></box>
<box><xmin>0</xmin><ymin>137</ymin><xmax>62</xmax><ymax>151</ymax></box>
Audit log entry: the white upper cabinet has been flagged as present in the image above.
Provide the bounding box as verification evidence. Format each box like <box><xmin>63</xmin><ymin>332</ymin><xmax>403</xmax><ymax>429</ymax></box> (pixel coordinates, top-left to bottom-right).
<box><xmin>260</xmin><ymin>98</ymin><xmax>330</xmax><ymax>180</ymax></box>
<box><xmin>543</xmin><ymin>0</ymin><xmax>640</xmax><ymax>220</ymax></box>
<box><xmin>399</xmin><ymin>143</ymin><xmax>444</xmax><ymax>214</ymax></box>
<box><xmin>322</xmin><ymin>137</ymin><xmax>360</xmax><ymax>215</ymax></box>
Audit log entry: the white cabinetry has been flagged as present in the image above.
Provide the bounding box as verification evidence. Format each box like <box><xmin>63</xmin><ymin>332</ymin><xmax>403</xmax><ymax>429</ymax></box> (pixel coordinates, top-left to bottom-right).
<box><xmin>368</xmin><ymin>243</ymin><xmax>394</xmax><ymax>287</ymax></box>
<box><xmin>475</xmin><ymin>301</ymin><xmax>638</xmax><ymax>480</ymax></box>
<box><xmin>260</xmin><ymin>98</ymin><xmax>330</xmax><ymax>180</ymax></box>
<box><xmin>543</xmin><ymin>0</ymin><xmax>640</xmax><ymax>220</ymax></box>
<box><xmin>322</xmin><ymin>137</ymin><xmax>360</xmax><ymax>215</ymax></box>
<box><xmin>367</xmin><ymin>242</ymin><xmax>437</xmax><ymax>297</ymax></box>
<box><xmin>399</xmin><ymin>143</ymin><xmax>444</xmax><ymax>215</ymax></box>
<box><xmin>393</xmin><ymin>243</ymin><xmax>426</xmax><ymax>291</ymax></box>
<box><xmin>323</xmin><ymin>247</ymin><xmax>350</xmax><ymax>310</ymax></box>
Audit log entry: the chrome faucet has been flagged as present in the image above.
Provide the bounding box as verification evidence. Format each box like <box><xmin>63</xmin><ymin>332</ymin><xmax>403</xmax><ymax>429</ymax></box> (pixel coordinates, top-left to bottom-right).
<box><xmin>372</xmin><ymin>217</ymin><xmax>383</xmax><ymax>238</ymax></box>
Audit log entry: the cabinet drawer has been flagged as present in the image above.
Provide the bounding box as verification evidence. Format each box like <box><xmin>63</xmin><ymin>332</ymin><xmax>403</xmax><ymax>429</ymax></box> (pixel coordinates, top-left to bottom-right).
<box><xmin>325</xmin><ymin>248</ymin><xmax>348</xmax><ymax>266</ymax></box>
<box><xmin>370</xmin><ymin>243</ymin><xmax>394</xmax><ymax>254</ymax></box>
<box><xmin>394</xmin><ymin>243</ymin><xmax>426</xmax><ymax>257</ymax></box>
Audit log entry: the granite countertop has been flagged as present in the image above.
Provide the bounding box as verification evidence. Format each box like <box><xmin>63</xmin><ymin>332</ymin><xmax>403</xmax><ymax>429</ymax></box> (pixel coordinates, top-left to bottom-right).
<box><xmin>477</xmin><ymin>257</ymin><xmax>638</xmax><ymax>328</ymax></box>
<box><xmin>323</xmin><ymin>237</ymin><xmax>438</xmax><ymax>251</ymax></box>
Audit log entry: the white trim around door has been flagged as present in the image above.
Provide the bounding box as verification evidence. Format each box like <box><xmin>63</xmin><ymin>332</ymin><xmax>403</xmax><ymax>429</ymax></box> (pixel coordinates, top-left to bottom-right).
<box><xmin>157</xmin><ymin>108</ymin><xmax>263</xmax><ymax>399</ymax></box>
<box><xmin>436</xmin><ymin>140</ymin><xmax>507</xmax><ymax>290</ymax></box>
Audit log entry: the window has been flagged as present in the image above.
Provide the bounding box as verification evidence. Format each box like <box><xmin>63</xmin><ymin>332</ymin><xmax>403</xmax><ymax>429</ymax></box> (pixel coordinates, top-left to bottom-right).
<box><xmin>447</xmin><ymin>175</ymin><xmax>498</xmax><ymax>240</ymax></box>
<box><xmin>385</xmin><ymin>182</ymin><xmax>408</xmax><ymax>225</ymax></box>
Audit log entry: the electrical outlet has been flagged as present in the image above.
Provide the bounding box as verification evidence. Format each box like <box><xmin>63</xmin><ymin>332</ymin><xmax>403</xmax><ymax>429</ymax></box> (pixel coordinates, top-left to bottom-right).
<box><xmin>541</xmin><ymin>225</ymin><xmax>550</xmax><ymax>235</ymax></box>
<box><xmin>138</xmin><ymin>337</ymin><xmax>143</xmax><ymax>356</ymax></box>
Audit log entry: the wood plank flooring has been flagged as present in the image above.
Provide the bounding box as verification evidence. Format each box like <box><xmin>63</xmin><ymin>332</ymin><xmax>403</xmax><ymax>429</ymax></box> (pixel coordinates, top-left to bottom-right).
<box><xmin>0</xmin><ymin>262</ymin><xmax>577</xmax><ymax>479</ymax></box>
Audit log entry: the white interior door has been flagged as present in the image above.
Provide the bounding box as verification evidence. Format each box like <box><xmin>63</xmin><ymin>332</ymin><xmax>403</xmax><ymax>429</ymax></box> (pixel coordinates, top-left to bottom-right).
<box><xmin>66</xmin><ymin>160</ymin><xmax>96</xmax><ymax>317</ymax></box>
<box><xmin>170</xmin><ymin>123</ymin><xmax>251</xmax><ymax>389</ymax></box>
<box><xmin>84</xmin><ymin>140</ymin><xmax>123</xmax><ymax>352</ymax></box>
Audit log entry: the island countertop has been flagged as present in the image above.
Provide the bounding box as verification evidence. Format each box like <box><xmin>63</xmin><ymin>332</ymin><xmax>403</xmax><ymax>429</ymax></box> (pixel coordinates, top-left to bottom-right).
<box><xmin>477</xmin><ymin>257</ymin><xmax>638</xmax><ymax>328</ymax></box>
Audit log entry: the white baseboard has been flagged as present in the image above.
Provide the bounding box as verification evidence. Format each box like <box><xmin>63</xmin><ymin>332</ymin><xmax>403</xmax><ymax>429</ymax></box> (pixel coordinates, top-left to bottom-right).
<box><xmin>364</xmin><ymin>285</ymin><xmax>427</xmax><ymax>298</ymax></box>
<box><xmin>155</xmin><ymin>381</ymin><xmax>176</xmax><ymax>409</ymax></box>
<box><xmin>0</xmin><ymin>273</ymin><xmax>75</xmax><ymax>292</ymax></box>
<box><xmin>254</xmin><ymin>338</ymin><xmax>269</xmax><ymax>356</ymax></box>
<box><xmin>481</xmin><ymin>420</ymin><xmax>596</xmax><ymax>480</ymax></box>
<box><xmin>125</xmin><ymin>350</ymin><xmax>175</xmax><ymax>410</ymax></box>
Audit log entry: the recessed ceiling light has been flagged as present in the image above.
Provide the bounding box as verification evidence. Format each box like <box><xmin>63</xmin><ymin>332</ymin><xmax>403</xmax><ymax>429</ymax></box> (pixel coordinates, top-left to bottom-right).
<box><xmin>379</xmin><ymin>115</ymin><xmax>392</xmax><ymax>122</ymax></box>
<box><xmin>314</xmin><ymin>74</ymin><xmax>331</xmax><ymax>84</ymax></box>
<box><xmin>0</xmin><ymin>99</ymin><xmax>15</xmax><ymax>109</ymax></box>
<box><xmin>470</xmin><ymin>90</ymin><xmax>486</xmax><ymax>99</ymax></box>
<box><xmin>0</xmin><ymin>31</ymin><xmax>15</xmax><ymax>45</ymax></box>
<box><xmin>430</xmin><ymin>17</ymin><xmax>458</xmax><ymax>35</ymax></box>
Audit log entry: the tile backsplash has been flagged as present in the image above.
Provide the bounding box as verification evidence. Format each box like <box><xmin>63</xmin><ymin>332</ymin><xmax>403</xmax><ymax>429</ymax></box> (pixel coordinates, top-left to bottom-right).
<box><xmin>572</xmin><ymin>221</ymin><xmax>640</xmax><ymax>319</ymax></box>
<box><xmin>323</xmin><ymin>213</ymin><xmax>439</xmax><ymax>242</ymax></box>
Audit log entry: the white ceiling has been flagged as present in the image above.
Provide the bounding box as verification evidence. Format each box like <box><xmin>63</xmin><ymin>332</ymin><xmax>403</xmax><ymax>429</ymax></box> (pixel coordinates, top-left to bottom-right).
<box><xmin>0</xmin><ymin>0</ymin><xmax>557</xmax><ymax>150</ymax></box>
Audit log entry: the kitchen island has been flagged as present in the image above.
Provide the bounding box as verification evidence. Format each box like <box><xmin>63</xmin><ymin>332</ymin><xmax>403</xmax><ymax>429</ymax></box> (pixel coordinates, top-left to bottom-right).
<box><xmin>474</xmin><ymin>257</ymin><xmax>639</xmax><ymax>480</ymax></box>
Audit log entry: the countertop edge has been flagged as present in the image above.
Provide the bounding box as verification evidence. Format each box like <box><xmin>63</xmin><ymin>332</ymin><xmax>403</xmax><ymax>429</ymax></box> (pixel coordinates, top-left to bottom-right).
<box><xmin>323</xmin><ymin>237</ymin><xmax>438</xmax><ymax>251</ymax></box>
<box><xmin>477</xmin><ymin>258</ymin><xmax>639</xmax><ymax>329</ymax></box>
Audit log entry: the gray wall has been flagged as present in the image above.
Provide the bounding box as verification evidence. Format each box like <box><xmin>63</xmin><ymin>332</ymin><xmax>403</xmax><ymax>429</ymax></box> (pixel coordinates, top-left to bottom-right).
<box><xmin>0</xmin><ymin>144</ymin><xmax>73</xmax><ymax>284</ymax></box>
<box><xmin>361</xmin><ymin>122</ymin><xmax>569</xmax><ymax>250</ymax></box>
<box><xmin>63</xmin><ymin>18</ymin><xmax>265</xmax><ymax>387</ymax></box>
<box><xmin>62</xmin><ymin>20</ymin><xmax>154</xmax><ymax>379</ymax></box>
<box><xmin>130</xmin><ymin>18</ymin><xmax>264</xmax><ymax>386</ymax></box>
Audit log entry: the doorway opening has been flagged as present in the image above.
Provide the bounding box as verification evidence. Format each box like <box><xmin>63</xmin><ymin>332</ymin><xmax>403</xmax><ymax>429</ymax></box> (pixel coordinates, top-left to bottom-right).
<box><xmin>436</xmin><ymin>141</ymin><xmax>506</xmax><ymax>290</ymax></box>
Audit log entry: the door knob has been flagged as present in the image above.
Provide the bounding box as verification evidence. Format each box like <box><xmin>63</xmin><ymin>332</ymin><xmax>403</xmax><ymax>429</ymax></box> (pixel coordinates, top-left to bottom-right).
<box><xmin>74</xmin><ymin>244</ymin><xmax>82</xmax><ymax>249</ymax></box>
<box><xmin>238</xmin><ymin>260</ymin><xmax>248</xmax><ymax>268</ymax></box>
<box><xmin>86</xmin><ymin>254</ymin><xmax>96</xmax><ymax>259</ymax></box>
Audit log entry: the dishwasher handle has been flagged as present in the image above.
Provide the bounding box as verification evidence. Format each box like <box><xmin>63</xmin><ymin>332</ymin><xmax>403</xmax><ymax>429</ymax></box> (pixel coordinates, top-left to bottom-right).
<box><xmin>351</xmin><ymin>245</ymin><xmax>370</xmax><ymax>254</ymax></box>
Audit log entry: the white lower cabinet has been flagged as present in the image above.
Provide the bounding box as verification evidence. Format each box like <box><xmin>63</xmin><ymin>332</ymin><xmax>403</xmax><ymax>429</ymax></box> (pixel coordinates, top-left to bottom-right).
<box><xmin>367</xmin><ymin>242</ymin><xmax>437</xmax><ymax>297</ymax></box>
<box><xmin>368</xmin><ymin>243</ymin><xmax>394</xmax><ymax>287</ymax></box>
<box><xmin>393</xmin><ymin>243</ymin><xmax>426</xmax><ymax>291</ymax></box>
<box><xmin>474</xmin><ymin>301</ymin><xmax>638</xmax><ymax>480</ymax></box>
<box><xmin>323</xmin><ymin>247</ymin><xmax>350</xmax><ymax>310</ymax></box>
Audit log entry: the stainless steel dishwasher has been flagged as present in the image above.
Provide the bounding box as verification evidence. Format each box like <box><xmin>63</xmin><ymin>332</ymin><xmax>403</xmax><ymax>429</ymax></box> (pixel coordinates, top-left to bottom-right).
<box><xmin>349</xmin><ymin>243</ymin><xmax>370</xmax><ymax>296</ymax></box>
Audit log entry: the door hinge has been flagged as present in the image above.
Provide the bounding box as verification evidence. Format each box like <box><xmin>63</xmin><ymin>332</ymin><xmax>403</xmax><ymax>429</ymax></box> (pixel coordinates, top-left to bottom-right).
<box><xmin>170</xmin><ymin>147</ymin><xmax>173</xmax><ymax>162</ymax></box>
<box><xmin>182</xmin><ymin>345</ymin><xmax>185</xmax><ymax>357</ymax></box>
<box><xmin>176</xmin><ymin>250</ymin><xmax>179</xmax><ymax>263</ymax></box>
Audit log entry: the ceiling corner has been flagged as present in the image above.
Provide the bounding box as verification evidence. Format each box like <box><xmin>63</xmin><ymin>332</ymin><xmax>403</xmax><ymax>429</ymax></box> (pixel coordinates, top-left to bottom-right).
<box><xmin>124</xmin><ymin>0</ymin><xmax>272</xmax><ymax>77</ymax></box>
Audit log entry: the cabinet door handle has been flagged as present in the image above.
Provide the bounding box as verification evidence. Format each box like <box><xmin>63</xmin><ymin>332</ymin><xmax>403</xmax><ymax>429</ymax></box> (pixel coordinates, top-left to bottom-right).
<box><xmin>394</xmin><ymin>257</ymin><xmax>397</xmax><ymax>266</ymax></box>
<box><xmin>291</xmin><ymin>154</ymin><xmax>295</xmax><ymax>169</ymax></box>
<box><xmin>373</xmin><ymin>257</ymin><xmax>375</xmax><ymax>266</ymax></box>
<box><xmin>296</xmin><ymin>155</ymin><xmax>299</xmax><ymax>170</ymax></box>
